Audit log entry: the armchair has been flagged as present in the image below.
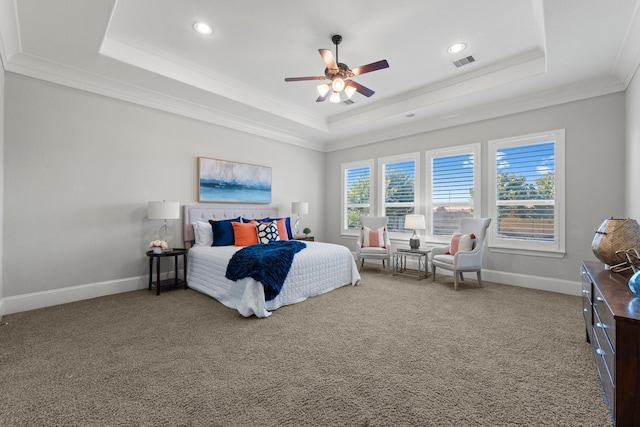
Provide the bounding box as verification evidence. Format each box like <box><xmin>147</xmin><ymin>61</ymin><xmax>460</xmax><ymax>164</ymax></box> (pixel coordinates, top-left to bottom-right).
<box><xmin>431</xmin><ymin>217</ymin><xmax>491</xmax><ymax>290</ymax></box>
<box><xmin>356</xmin><ymin>216</ymin><xmax>392</xmax><ymax>268</ymax></box>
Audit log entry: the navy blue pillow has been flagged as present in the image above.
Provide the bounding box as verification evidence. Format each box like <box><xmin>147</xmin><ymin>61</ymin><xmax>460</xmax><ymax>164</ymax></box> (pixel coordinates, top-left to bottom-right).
<box><xmin>209</xmin><ymin>217</ymin><xmax>241</xmax><ymax>246</ymax></box>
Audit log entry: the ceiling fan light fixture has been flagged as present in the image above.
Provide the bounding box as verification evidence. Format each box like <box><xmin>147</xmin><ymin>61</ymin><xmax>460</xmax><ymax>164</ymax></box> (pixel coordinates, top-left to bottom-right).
<box><xmin>331</xmin><ymin>78</ymin><xmax>345</xmax><ymax>93</ymax></box>
<box><xmin>317</xmin><ymin>84</ymin><xmax>330</xmax><ymax>97</ymax></box>
<box><xmin>344</xmin><ymin>85</ymin><xmax>357</xmax><ymax>99</ymax></box>
<box><xmin>193</xmin><ymin>22</ymin><xmax>213</xmax><ymax>35</ymax></box>
<box><xmin>330</xmin><ymin>91</ymin><xmax>341</xmax><ymax>103</ymax></box>
<box><xmin>448</xmin><ymin>43</ymin><xmax>466</xmax><ymax>54</ymax></box>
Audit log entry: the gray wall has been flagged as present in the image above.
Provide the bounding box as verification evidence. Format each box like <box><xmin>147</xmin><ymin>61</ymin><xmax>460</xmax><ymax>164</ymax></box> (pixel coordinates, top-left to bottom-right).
<box><xmin>0</xmin><ymin>63</ymin><xmax>4</xmax><ymax>310</ymax></box>
<box><xmin>626</xmin><ymin>70</ymin><xmax>640</xmax><ymax>218</ymax></box>
<box><xmin>324</xmin><ymin>93</ymin><xmax>626</xmax><ymax>283</ymax></box>
<box><xmin>3</xmin><ymin>73</ymin><xmax>324</xmax><ymax>297</ymax></box>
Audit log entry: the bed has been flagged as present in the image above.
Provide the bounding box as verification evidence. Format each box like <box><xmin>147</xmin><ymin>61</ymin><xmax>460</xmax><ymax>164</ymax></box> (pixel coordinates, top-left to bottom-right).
<box><xmin>183</xmin><ymin>204</ymin><xmax>361</xmax><ymax>317</ymax></box>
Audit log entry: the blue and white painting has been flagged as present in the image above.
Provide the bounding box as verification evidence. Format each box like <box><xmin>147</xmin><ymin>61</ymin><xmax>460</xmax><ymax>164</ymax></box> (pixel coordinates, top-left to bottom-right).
<box><xmin>198</xmin><ymin>157</ymin><xmax>272</xmax><ymax>203</ymax></box>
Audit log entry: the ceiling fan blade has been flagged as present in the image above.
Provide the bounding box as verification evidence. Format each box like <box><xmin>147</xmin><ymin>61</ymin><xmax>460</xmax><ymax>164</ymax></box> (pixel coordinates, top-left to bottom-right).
<box><xmin>284</xmin><ymin>76</ymin><xmax>327</xmax><ymax>82</ymax></box>
<box><xmin>319</xmin><ymin>49</ymin><xmax>338</xmax><ymax>73</ymax></box>
<box><xmin>346</xmin><ymin>80</ymin><xmax>375</xmax><ymax>97</ymax></box>
<box><xmin>316</xmin><ymin>92</ymin><xmax>330</xmax><ymax>102</ymax></box>
<box><xmin>351</xmin><ymin>59</ymin><xmax>389</xmax><ymax>76</ymax></box>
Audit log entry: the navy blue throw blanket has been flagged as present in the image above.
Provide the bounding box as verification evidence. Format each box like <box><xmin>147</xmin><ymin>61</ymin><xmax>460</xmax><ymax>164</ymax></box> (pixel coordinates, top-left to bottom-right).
<box><xmin>225</xmin><ymin>240</ymin><xmax>307</xmax><ymax>301</ymax></box>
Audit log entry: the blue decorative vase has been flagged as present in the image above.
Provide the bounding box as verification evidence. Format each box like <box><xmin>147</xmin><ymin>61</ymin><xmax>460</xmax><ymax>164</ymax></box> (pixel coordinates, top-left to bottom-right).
<box><xmin>629</xmin><ymin>271</ymin><xmax>640</xmax><ymax>296</ymax></box>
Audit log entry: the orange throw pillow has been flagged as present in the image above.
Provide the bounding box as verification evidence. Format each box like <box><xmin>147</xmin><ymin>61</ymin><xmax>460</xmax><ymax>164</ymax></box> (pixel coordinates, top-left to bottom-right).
<box><xmin>232</xmin><ymin>221</ymin><xmax>259</xmax><ymax>246</ymax></box>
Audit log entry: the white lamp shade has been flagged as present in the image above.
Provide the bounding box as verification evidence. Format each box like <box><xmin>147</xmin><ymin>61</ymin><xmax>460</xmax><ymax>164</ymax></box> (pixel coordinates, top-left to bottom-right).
<box><xmin>291</xmin><ymin>201</ymin><xmax>309</xmax><ymax>215</ymax></box>
<box><xmin>405</xmin><ymin>214</ymin><xmax>426</xmax><ymax>230</ymax></box>
<box><xmin>148</xmin><ymin>201</ymin><xmax>180</xmax><ymax>219</ymax></box>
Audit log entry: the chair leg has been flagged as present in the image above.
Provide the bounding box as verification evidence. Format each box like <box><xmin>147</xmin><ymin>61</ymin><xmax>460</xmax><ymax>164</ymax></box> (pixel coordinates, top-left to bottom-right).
<box><xmin>477</xmin><ymin>270</ymin><xmax>483</xmax><ymax>287</ymax></box>
<box><xmin>454</xmin><ymin>272</ymin><xmax>459</xmax><ymax>290</ymax></box>
<box><xmin>361</xmin><ymin>259</ymin><xmax>364</xmax><ymax>268</ymax></box>
<box><xmin>459</xmin><ymin>272</ymin><xmax>464</xmax><ymax>282</ymax></box>
<box><xmin>382</xmin><ymin>259</ymin><xmax>386</xmax><ymax>268</ymax></box>
<box><xmin>432</xmin><ymin>265</ymin><xmax>436</xmax><ymax>281</ymax></box>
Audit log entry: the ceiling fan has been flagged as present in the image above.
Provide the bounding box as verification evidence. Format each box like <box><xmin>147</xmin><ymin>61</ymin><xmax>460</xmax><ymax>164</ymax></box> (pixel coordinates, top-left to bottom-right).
<box><xmin>284</xmin><ymin>34</ymin><xmax>389</xmax><ymax>103</ymax></box>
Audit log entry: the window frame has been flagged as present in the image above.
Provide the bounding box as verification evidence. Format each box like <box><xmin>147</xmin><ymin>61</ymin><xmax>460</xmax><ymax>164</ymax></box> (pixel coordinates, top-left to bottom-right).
<box><xmin>341</xmin><ymin>159</ymin><xmax>374</xmax><ymax>235</ymax></box>
<box><xmin>425</xmin><ymin>143</ymin><xmax>482</xmax><ymax>244</ymax></box>
<box><xmin>378</xmin><ymin>152</ymin><xmax>421</xmax><ymax>237</ymax></box>
<box><xmin>487</xmin><ymin>129</ymin><xmax>565</xmax><ymax>257</ymax></box>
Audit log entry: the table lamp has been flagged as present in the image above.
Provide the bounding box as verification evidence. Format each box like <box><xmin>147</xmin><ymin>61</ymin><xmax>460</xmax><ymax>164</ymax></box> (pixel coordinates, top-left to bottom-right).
<box><xmin>404</xmin><ymin>214</ymin><xmax>426</xmax><ymax>250</ymax></box>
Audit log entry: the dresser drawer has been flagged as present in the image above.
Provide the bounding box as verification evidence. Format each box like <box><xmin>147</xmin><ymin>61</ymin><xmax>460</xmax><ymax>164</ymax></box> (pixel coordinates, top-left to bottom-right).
<box><xmin>593</xmin><ymin>308</ymin><xmax>616</xmax><ymax>385</ymax></box>
<box><xmin>593</xmin><ymin>284</ymin><xmax>616</xmax><ymax>351</ymax></box>
<box><xmin>592</xmin><ymin>322</ymin><xmax>615</xmax><ymax>417</ymax></box>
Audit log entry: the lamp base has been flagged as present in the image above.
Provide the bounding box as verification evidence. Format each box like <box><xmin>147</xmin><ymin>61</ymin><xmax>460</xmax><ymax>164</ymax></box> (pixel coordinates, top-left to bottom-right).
<box><xmin>409</xmin><ymin>231</ymin><xmax>420</xmax><ymax>250</ymax></box>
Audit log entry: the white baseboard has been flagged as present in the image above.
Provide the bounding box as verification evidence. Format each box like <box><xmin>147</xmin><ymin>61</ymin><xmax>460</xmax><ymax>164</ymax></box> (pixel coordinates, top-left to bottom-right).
<box><xmin>1</xmin><ymin>264</ymin><xmax>582</xmax><ymax>317</ymax></box>
<box><xmin>354</xmin><ymin>251</ymin><xmax>581</xmax><ymax>296</ymax></box>
<box><xmin>1</xmin><ymin>275</ymin><xmax>149</xmax><ymax>316</ymax></box>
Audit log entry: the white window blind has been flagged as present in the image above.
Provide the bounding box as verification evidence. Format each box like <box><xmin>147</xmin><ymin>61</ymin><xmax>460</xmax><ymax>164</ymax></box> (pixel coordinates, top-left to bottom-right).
<box><xmin>489</xmin><ymin>130</ymin><xmax>565</xmax><ymax>255</ymax></box>
<box><xmin>342</xmin><ymin>160</ymin><xmax>373</xmax><ymax>231</ymax></box>
<box><xmin>428</xmin><ymin>144</ymin><xmax>480</xmax><ymax>239</ymax></box>
<box><xmin>380</xmin><ymin>153</ymin><xmax>419</xmax><ymax>232</ymax></box>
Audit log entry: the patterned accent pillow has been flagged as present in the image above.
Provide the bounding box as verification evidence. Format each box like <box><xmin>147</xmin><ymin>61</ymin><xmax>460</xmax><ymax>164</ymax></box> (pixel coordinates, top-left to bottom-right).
<box><xmin>362</xmin><ymin>226</ymin><xmax>386</xmax><ymax>248</ymax></box>
<box><xmin>448</xmin><ymin>233</ymin><xmax>476</xmax><ymax>255</ymax></box>
<box><xmin>256</xmin><ymin>221</ymin><xmax>280</xmax><ymax>244</ymax></box>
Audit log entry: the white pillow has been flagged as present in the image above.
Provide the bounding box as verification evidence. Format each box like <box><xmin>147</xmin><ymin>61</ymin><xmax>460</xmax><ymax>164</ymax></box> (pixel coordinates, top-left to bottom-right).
<box><xmin>362</xmin><ymin>226</ymin><xmax>386</xmax><ymax>248</ymax></box>
<box><xmin>192</xmin><ymin>221</ymin><xmax>213</xmax><ymax>246</ymax></box>
<box><xmin>448</xmin><ymin>233</ymin><xmax>475</xmax><ymax>255</ymax></box>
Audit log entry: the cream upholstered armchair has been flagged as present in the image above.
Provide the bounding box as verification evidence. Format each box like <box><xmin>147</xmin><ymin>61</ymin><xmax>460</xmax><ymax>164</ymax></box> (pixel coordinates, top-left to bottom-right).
<box><xmin>431</xmin><ymin>217</ymin><xmax>491</xmax><ymax>290</ymax></box>
<box><xmin>356</xmin><ymin>216</ymin><xmax>392</xmax><ymax>268</ymax></box>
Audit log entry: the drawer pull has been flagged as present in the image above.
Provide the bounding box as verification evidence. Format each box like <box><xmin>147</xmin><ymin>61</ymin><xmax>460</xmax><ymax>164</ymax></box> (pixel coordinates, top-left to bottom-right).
<box><xmin>596</xmin><ymin>297</ymin><xmax>604</xmax><ymax>302</ymax></box>
<box><xmin>582</xmin><ymin>289</ymin><xmax>590</xmax><ymax>294</ymax></box>
<box><xmin>596</xmin><ymin>322</ymin><xmax>607</xmax><ymax>329</ymax></box>
<box><xmin>596</xmin><ymin>348</ymin><xmax>606</xmax><ymax>356</ymax></box>
<box><xmin>583</xmin><ymin>308</ymin><xmax>589</xmax><ymax>313</ymax></box>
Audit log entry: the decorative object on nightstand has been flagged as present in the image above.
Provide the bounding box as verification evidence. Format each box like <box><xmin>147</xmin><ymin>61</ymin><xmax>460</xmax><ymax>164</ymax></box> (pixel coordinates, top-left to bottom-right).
<box><xmin>303</xmin><ymin>227</ymin><xmax>311</xmax><ymax>237</ymax></box>
<box><xmin>148</xmin><ymin>200</ymin><xmax>180</xmax><ymax>246</ymax></box>
<box><xmin>149</xmin><ymin>240</ymin><xmax>168</xmax><ymax>254</ymax></box>
<box><xmin>404</xmin><ymin>214</ymin><xmax>426</xmax><ymax>250</ymax></box>
<box><xmin>291</xmin><ymin>201</ymin><xmax>308</xmax><ymax>236</ymax></box>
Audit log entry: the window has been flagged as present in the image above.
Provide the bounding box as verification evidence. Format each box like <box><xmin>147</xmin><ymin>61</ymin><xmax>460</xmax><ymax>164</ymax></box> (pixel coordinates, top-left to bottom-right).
<box><xmin>488</xmin><ymin>129</ymin><xmax>565</xmax><ymax>255</ymax></box>
<box><xmin>342</xmin><ymin>160</ymin><xmax>374</xmax><ymax>232</ymax></box>
<box><xmin>426</xmin><ymin>144</ymin><xmax>481</xmax><ymax>241</ymax></box>
<box><xmin>379</xmin><ymin>153</ymin><xmax>420</xmax><ymax>232</ymax></box>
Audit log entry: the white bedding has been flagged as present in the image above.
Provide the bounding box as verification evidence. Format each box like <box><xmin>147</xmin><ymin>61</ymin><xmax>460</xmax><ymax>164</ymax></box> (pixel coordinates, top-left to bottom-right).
<box><xmin>187</xmin><ymin>241</ymin><xmax>361</xmax><ymax>317</ymax></box>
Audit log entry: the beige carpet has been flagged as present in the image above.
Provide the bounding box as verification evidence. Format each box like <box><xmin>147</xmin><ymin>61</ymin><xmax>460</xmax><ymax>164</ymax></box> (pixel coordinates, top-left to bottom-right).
<box><xmin>0</xmin><ymin>266</ymin><xmax>612</xmax><ymax>426</ymax></box>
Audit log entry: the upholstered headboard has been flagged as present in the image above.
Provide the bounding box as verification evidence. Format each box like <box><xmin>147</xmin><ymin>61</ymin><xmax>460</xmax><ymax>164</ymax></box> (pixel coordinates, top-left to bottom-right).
<box><xmin>183</xmin><ymin>204</ymin><xmax>279</xmax><ymax>246</ymax></box>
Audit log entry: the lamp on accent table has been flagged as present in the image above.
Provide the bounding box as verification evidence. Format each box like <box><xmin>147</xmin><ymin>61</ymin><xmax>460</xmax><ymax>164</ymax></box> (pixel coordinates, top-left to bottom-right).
<box><xmin>291</xmin><ymin>201</ymin><xmax>309</xmax><ymax>236</ymax></box>
<box><xmin>404</xmin><ymin>214</ymin><xmax>426</xmax><ymax>250</ymax></box>
<box><xmin>148</xmin><ymin>200</ymin><xmax>180</xmax><ymax>245</ymax></box>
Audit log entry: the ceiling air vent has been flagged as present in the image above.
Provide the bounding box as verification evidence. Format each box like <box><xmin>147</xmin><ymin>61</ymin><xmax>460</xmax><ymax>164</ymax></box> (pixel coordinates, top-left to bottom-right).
<box><xmin>453</xmin><ymin>55</ymin><xmax>476</xmax><ymax>68</ymax></box>
<box><xmin>343</xmin><ymin>99</ymin><xmax>355</xmax><ymax>106</ymax></box>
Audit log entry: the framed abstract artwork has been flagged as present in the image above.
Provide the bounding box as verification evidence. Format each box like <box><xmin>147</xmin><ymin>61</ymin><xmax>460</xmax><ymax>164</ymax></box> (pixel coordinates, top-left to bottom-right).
<box><xmin>198</xmin><ymin>157</ymin><xmax>272</xmax><ymax>203</ymax></box>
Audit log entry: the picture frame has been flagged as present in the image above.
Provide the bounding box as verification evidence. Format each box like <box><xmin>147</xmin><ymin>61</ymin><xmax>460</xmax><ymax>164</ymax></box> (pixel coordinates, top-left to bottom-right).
<box><xmin>198</xmin><ymin>157</ymin><xmax>272</xmax><ymax>203</ymax></box>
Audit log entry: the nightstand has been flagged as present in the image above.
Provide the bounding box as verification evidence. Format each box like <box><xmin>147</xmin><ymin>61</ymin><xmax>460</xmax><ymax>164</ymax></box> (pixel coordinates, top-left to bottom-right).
<box><xmin>146</xmin><ymin>248</ymin><xmax>188</xmax><ymax>295</ymax></box>
<box><xmin>295</xmin><ymin>236</ymin><xmax>315</xmax><ymax>241</ymax></box>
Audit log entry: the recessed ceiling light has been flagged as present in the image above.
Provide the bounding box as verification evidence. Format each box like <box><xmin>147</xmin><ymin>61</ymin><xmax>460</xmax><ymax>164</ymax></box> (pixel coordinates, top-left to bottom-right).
<box><xmin>447</xmin><ymin>43</ymin><xmax>466</xmax><ymax>54</ymax></box>
<box><xmin>193</xmin><ymin>22</ymin><xmax>213</xmax><ymax>35</ymax></box>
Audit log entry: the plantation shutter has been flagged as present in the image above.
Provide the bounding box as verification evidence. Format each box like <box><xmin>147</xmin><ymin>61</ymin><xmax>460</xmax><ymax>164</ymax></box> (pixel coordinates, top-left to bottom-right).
<box><xmin>431</xmin><ymin>153</ymin><xmax>475</xmax><ymax>236</ymax></box>
<box><xmin>345</xmin><ymin>165</ymin><xmax>371</xmax><ymax>230</ymax></box>
<box><xmin>495</xmin><ymin>141</ymin><xmax>555</xmax><ymax>242</ymax></box>
<box><xmin>383</xmin><ymin>160</ymin><xmax>416</xmax><ymax>231</ymax></box>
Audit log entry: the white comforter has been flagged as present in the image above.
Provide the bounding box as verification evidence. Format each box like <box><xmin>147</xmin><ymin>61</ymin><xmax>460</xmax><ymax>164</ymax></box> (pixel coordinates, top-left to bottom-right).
<box><xmin>187</xmin><ymin>241</ymin><xmax>361</xmax><ymax>317</ymax></box>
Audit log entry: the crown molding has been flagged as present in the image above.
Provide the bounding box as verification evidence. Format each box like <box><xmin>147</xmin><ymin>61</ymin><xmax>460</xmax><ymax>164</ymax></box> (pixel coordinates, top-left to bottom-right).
<box><xmin>324</xmin><ymin>77</ymin><xmax>626</xmax><ymax>152</ymax></box>
<box><xmin>0</xmin><ymin>0</ymin><xmax>21</xmax><ymax>67</ymax></box>
<box><xmin>4</xmin><ymin>52</ymin><xmax>328</xmax><ymax>151</ymax></box>
<box><xmin>612</xmin><ymin>0</ymin><xmax>640</xmax><ymax>87</ymax></box>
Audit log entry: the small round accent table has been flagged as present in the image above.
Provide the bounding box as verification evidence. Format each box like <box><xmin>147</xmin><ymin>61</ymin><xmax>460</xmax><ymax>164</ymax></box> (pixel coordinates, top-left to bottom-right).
<box><xmin>146</xmin><ymin>248</ymin><xmax>188</xmax><ymax>295</ymax></box>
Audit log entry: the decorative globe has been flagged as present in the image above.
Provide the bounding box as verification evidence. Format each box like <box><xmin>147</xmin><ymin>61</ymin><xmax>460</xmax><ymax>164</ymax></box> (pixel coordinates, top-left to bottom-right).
<box><xmin>629</xmin><ymin>270</ymin><xmax>640</xmax><ymax>297</ymax></box>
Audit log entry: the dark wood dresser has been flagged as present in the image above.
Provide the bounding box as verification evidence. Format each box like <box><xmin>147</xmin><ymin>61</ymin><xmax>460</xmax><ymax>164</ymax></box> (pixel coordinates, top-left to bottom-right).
<box><xmin>582</xmin><ymin>260</ymin><xmax>640</xmax><ymax>426</ymax></box>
